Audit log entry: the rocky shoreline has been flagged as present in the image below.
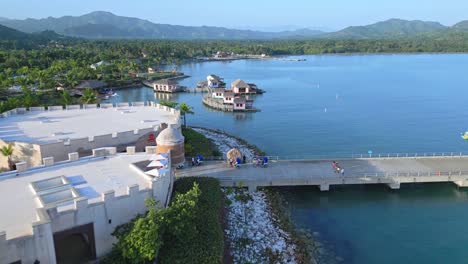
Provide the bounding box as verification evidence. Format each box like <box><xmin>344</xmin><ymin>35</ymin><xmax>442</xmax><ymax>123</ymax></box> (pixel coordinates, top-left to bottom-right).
<box><xmin>192</xmin><ymin>126</ymin><xmax>316</xmax><ymax>263</ymax></box>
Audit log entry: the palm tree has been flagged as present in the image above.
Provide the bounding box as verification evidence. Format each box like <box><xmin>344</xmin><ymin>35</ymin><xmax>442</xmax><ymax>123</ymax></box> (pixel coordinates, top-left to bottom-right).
<box><xmin>1</xmin><ymin>144</ymin><xmax>14</xmax><ymax>170</ymax></box>
<box><xmin>178</xmin><ymin>103</ymin><xmax>194</xmax><ymax>128</ymax></box>
<box><xmin>62</xmin><ymin>90</ymin><xmax>72</xmax><ymax>106</ymax></box>
<box><xmin>80</xmin><ymin>88</ymin><xmax>98</xmax><ymax>104</ymax></box>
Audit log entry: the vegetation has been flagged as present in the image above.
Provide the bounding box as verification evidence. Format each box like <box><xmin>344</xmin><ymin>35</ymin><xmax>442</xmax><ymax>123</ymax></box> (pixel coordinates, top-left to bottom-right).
<box><xmin>1</xmin><ymin>25</ymin><xmax>468</xmax><ymax>113</ymax></box>
<box><xmin>101</xmin><ymin>178</ymin><xmax>224</xmax><ymax>264</ymax></box>
<box><xmin>159</xmin><ymin>177</ymin><xmax>224</xmax><ymax>264</ymax></box>
<box><xmin>178</xmin><ymin>103</ymin><xmax>194</xmax><ymax>127</ymax></box>
<box><xmin>102</xmin><ymin>182</ymin><xmax>202</xmax><ymax>264</ymax></box>
<box><xmin>80</xmin><ymin>88</ymin><xmax>98</xmax><ymax>104</ymax></box>
<box><xmin>182</xmin><ymin>127</ymin><xmax>221</xmax><ymax>157</ymax></box>
<box><xmin>0</xmin><ymin>144</ymin><xmax>14</xmax><ymax>170</ymax></box>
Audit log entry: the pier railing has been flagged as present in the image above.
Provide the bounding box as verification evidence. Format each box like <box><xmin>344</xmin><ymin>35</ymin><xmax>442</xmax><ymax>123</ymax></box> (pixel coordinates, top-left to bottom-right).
<box><xmin>202</xmin><ymin>169</ymin><xmax>468</xmax><ymax>182</ymax></box>
<box><xmin>187</xmin><ymin>151</ymin><xmax>468</xmax><ymax>162</ymax></box>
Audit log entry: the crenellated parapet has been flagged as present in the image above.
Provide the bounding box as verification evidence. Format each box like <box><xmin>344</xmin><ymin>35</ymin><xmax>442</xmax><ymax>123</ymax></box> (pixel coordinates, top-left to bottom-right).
<box><xmin>0</xmin><ymin>148</ymin><xmax>174</xmax><ymax>263</ymax></box>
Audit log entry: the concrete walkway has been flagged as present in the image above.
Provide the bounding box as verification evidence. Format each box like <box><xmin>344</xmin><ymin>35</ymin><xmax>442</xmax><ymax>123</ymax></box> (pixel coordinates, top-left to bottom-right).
<box><xmin>176</xmin><ymin>157</ymin><xmax>468</xmax><ymax>190</ymax></box>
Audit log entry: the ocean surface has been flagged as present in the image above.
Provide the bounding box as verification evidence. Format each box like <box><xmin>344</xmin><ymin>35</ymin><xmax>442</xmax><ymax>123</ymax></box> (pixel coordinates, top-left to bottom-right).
<box><xmin>109</xmin><ymin>54</ymin><xmax>468</xmax><ymax>263</ymax></box>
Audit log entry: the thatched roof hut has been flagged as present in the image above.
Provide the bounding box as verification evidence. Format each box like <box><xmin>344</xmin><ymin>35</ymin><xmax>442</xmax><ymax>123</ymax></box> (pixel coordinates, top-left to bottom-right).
<box><xmin>226</xmin><ymin>148</ymin><xmax>242</xmax><ymax>162</ymax></box>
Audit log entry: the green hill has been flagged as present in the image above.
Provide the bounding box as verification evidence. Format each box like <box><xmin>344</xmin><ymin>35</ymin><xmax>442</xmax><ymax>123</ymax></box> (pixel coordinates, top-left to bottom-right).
<box><xmin>0</xmin><ymin>24</ymin><xmax>28</xmax><ymax>39</ymax></box>
<box><xmin>0</xmin><ymin>11</ymin><xmax>323</xmax><ymax>39</ymax></box>
<box><xmin>324</xmin><ymin>19</ymin><xmax>447</xmax><ymax>39</ymax></box>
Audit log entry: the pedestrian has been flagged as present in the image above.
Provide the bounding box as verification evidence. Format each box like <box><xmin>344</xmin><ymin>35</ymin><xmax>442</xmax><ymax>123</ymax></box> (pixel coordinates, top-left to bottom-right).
<box><xmin>341</xmin><ymin>168</ymin><xmax>345</xmax><ymax>176</ymax></box>
<box><xmin>191</xmin><ymin>157</ymin><xmax>195</xmax><ymax>166</ymax></box>
<box><xmin>243</xmin><ymin>155</ymin><xmax>246</xmax><ymax>164</ymax></box>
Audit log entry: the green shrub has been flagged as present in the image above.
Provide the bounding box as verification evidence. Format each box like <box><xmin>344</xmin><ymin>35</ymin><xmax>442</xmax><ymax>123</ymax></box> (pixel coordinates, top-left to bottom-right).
<box><xmin>158</xmin><ymin>177</ymin><xmax>224</xmax><ymax>264</ymax></box>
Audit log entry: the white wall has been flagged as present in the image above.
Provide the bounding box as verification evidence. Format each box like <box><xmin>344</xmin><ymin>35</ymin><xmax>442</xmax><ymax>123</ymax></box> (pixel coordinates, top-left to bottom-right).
<box><xmin>0</xmin><ymin>151</ymin><xmax>174</xmax><ymax>263</ymax></box>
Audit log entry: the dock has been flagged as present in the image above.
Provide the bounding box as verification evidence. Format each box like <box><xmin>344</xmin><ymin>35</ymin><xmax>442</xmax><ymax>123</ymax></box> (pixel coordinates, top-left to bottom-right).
<box><xmin>202</xmin><ymin>96</ymin><xmax>260</xmax><ymax>112</ymax></box>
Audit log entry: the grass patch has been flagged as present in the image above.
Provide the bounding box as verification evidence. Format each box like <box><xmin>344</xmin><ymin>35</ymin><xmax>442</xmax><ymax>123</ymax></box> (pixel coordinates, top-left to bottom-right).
<box><xmin>182</xmin><ymin>127</ymin><xmax>221</xmax><ymax>157</ymax></box>
<box><xmin>158</xmin><ymin>177</ymin><xmax>224</xmax><ymax>264</ymax></box>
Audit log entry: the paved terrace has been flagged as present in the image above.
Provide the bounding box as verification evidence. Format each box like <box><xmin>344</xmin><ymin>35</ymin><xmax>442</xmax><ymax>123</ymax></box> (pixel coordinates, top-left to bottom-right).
<box><xmin>177</xmin><ymin>156</ymin><xmax>468</xmax><ymax>191</ymax></box>
<box><xmin>0</xmin><ymin>105</ymin><xmax>176</xmax><ymax>144</ymax></box>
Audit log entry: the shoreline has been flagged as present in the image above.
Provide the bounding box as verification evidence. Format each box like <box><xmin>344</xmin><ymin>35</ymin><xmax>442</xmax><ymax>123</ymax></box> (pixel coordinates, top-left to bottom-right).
<box><xmin>191</xmin><ymin>126</ymin><xmax>314</xmax><ymax>263</ymax></box>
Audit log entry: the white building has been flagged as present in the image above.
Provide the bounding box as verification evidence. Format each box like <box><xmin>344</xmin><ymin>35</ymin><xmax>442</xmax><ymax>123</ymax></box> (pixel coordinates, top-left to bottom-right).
<box><xmin>211</xmin><ymin>88</ymin><xmax>225</xmax><ymax>99</ymax></box>
<box><xmin>223</xmin><ymin>92</ymin><xmax>235</xmax><ymax>104</ymax></box>
<box><xmin>0</xmin><ymin>148</ymin><xmax>174</xmax><ymax>264</ymax></box>
<box><xmin>153</xmin><ymin>79</ymin><xmax>180</xmax><ymax>93</ymax></box>
<box><xmin>0</xmin><ymin>102</ymin><xmax>181</xmax><ymax>170</ymax></box>
<box><xmin>207</xmin><ymin>75</ymin><xmax>223</xmax><ymax>88</ymax></box>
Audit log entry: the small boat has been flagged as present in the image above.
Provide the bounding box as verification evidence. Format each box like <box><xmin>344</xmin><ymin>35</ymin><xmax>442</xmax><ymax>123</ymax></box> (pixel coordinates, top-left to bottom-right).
<box><xmin>462</xmin><ymin>132</ymin><xmax>468</xmax><ymax>140</ymax></box>
<box><xmin>110</xmin><ymin>92</ymin><xmax>118</xmax><ymax>97</ymax></box>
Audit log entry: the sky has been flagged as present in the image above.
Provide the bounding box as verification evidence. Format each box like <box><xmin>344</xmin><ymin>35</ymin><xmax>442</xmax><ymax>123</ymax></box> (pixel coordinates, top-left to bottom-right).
<box><xmin>0</xmin><ymin>0</ymin><xmax>467</xmax><ymax>31</ymax></box>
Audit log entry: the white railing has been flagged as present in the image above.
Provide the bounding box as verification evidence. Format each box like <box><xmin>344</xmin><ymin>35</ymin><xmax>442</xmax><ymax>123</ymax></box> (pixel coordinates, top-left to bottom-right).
<box><xmin>187</xmin><ymin>151</ymin><xmax>468</xmax><ymax>162</ymax></box>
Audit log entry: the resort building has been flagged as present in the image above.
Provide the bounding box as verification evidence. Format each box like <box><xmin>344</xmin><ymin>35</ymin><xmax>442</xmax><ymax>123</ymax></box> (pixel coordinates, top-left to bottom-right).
<box><xmin>0</xmin><ymin>102</ymin><xmax>181</xmax><ymax>170</ymax></box>
<box><xmin>0</xmin><ymin>147</ymin><xmax>175</xmax><ymax>264</ymax></box>
<box><xmin>153</xmin><ymin>79</ymin><xmax>180</xmax><ymax>93</ymax></box>
<box><xmin>211</xmin><ymin>88</ymin><xmax>225</xmax><ymax>99</ymax></box>
<box><xmin>230</xmin><ymin>79</ymin><xmax>263</xmax><ymax>95</ymax></box>
<box><xmin>74</xmin><ymin>80</ymin><xmax>108</xmax><ymax>91</ymax></box>
<box><xmin>207</xmin><ymin>75</ymin><xmax>224</xmax><ymax>88</ymax></box>
<box><xmin>231</xmin><ymin>79</ymin><xmax>250</xmax><ymax>94</ymax></box>
<box><xmin>223</xmin><ymin>91</ymin><xmax>235</xmax><ymax>104</ymax></box>
<box><xmin>233</xmin><ymin>97</ymin><xmax>254</xmax><ymax>111</ymax></box>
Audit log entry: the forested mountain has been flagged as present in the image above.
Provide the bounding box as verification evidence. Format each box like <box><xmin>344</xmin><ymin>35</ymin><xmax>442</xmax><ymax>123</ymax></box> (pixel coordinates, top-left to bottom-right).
<box><xmin>453</xmin><ymin>21</ymin><xmax>468</xmax><ymax>31</ymax></box>
<box><xmin>0</xmin><ymin>11</ymin><xmax>323</xmax><ymax>39</ymax></box>
<box><xmin>0</xmin><ymin>24</ymin><xmax>61</xmax><ymax>40</ymax></box>
<box><xmin>0</xmin><ymin>12</ymin><xmax>467</xmax><ymax>40</ymax></box>
<box><xmin>0</xmin><ymin>24</ymin><xmax>28</xmax><ymax>39</ymax></box>
<box><xmin>323</xmin><ymin>19</ymin><xmax>447</xmax><ymax>39</ymax></box>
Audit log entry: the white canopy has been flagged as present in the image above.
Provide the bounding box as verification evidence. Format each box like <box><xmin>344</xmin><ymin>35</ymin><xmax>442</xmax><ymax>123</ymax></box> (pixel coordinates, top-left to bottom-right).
<box><xmin>145</xmin><ymin>168</ymin><xmax>169</xmax><ymax>177</ymax></box>
<box><xmin>147</xmin><ymin>160</ymin><xmax>165</xmax><ymax>168</ymax></box>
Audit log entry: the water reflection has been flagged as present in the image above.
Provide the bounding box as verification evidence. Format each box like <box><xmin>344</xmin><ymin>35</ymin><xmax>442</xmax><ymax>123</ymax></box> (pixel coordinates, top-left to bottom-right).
<box><xmin>153</xmin><ymin>92</ymin><xmax>177</xmax><ymax>101</ymax></box>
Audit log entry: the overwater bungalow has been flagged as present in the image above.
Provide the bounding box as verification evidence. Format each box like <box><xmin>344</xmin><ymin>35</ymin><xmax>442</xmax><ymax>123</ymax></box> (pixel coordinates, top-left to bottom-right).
<box><xmin>211</xmin><ymin>88</ymin><xmax>225</xmax><ymax>99</ymax></box>
<box><xmin>233</xmin><ymin>97</ymin><xmax>254</xmax><ymax>110</ymax></box>
<box><xmin>153</xmin><ymin>79</ymin><xmax>182</xmax><ymax>93</ymax></box>
<box><xmin>230</xmin><ymin>79</ymin><xmax>264</xmax><ymax>95</ymax></box>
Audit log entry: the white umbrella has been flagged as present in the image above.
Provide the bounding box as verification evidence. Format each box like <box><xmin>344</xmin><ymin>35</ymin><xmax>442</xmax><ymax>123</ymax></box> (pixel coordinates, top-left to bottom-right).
<box><xmin>145</xmin><ymin>168</ymin><xmax>169</xmax><ymax>177</ymax></box>
<box><xmin>147</xmin><ymin>160</ymin><xmax>165</xmax><ymax>167</ymax></box>
<box><xmin>149</xmin><ymin>154</ymin><xmax>168</xmax><ymax>160</ymax></box>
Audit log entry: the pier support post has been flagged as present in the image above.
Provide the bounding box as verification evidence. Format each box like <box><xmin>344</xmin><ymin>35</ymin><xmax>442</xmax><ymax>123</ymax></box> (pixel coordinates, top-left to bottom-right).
<box><xmin>247</xmin><ymin>184</ymin><xmax>258</xmax><ymax>193</ymax></box>
<box><xmin>387</xmin><ymin>182</ymin><xmax>400</xmax><ymax>190</ymax></box>
<box><xmin>319</xmin><ymin>184</ymin><xmax>330</xmax><ymax>192</ymax></box>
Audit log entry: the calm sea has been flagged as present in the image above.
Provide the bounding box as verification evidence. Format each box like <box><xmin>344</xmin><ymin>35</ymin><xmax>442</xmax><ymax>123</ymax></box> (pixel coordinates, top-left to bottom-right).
<box><xmin>109</xmin><ymin>54</ymin><xmax>468</xmax><ymax>263</ymax></box>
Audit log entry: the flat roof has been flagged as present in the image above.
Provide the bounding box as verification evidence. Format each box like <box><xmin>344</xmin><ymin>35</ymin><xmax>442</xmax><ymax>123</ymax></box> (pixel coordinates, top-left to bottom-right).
<box><xmin>0</xmin><ymin>106</ymin><xmax>176</xmax><ymax>144</ymax></box>
<box><xmin>0</xmin><ymin>153</ymin><xmax>156</xmax><ymax>239</ymax></box>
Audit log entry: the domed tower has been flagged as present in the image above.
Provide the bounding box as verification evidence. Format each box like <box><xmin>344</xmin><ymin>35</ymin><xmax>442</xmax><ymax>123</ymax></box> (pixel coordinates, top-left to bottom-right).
<box><xmin>156</xmin><ymin>124</ymin><xmax>185</xmax><ymax>166</ymax></box>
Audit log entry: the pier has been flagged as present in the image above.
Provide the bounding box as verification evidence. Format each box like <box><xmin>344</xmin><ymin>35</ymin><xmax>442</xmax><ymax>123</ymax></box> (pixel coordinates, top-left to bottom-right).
<box><xmin>202</xmin><ymin>96</ymin><xmax>260</xmax><ymax>112</ymax></box>
<box><xmin>177</xmin><ymin>155</ymin><xmax>468</xmax><ymax>191</ymax></box>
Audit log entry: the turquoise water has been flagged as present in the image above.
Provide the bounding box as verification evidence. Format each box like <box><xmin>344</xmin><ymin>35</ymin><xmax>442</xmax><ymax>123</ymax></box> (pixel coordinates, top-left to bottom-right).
<box><xmin>110</xmin><ymin>54</ymin><xmax>468</xmax><ymax>157</ymax></box>
<box><xmin>282</xmin><ymin>184</ymin><xmax>468</xmax><ymax>264</ymax></box>
<box><xmin>109</xmin><ymin>54</ymin><xmax>468</xmax><ymax>263</ymax></box>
